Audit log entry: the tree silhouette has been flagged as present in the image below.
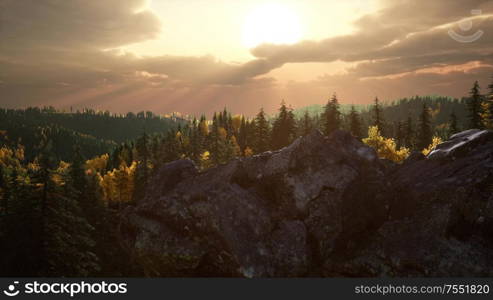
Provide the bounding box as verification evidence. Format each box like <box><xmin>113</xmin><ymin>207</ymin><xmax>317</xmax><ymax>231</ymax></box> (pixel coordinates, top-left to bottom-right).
<box><xmin>372</xmin><ymin>97</ymin><xmax>385</xmax><ymax>135</ymax></box>
<box><xmin>271</xmin><ymin>101</ymin><xmax>297</xmax><ymax>149</ymax></box>
<box><xmin>417</xmin><ymin>103</ymin><xmax>432</xmax><ymax>150</ymax></box>
<box><xmin>467</xmin><ymin>81</ymin><xmax>483</xmax><ymax>129</ymax></box>
<box><xmin>253</xmin><ymin>108</ymin><xmax>270</xmax><ymax>153</ymax></box>
<box><xmin>348</xmin><ymin>105</ymin><xmax>362</xmax><ymax>139</ymax></box>
<box><xmin>323</xmin><ymin>93</ymin><xmax>341</xmax><ymax>135</ymax></box>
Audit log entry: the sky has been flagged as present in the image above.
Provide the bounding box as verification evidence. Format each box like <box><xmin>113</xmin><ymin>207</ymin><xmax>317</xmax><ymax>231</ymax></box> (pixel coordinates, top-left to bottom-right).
<box><xmin>0</xmin><ymin>0</ymin><xmax>493</xmax><ymax>116</ymax></box>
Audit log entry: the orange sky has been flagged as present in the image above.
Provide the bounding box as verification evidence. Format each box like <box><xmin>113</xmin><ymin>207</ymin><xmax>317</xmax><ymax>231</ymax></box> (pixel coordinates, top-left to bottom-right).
<box><xmin>0</xmin><ymin>0</ymin><xmax>492</xmax><ymax>116</ymax></box>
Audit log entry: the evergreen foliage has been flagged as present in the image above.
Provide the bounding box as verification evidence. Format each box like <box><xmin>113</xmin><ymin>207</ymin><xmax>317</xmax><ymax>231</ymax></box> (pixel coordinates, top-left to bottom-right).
<box><xmin>417</xmin><ymin>103</ymin><xmax>433</xmax><ymax>150</ymax></box>
<box><xmin>322</xmin><ymin>93</ymin><xmax>342</xmax><ymax>135</ymax></box>
<box><xmin>467</xmin><ymin>81</ymin><xmax>483</xmax><ymax>129</ymax></box>
<box><xmin>271</xmin><ymin>101</ymin><xmax>297</xmax><ymax>149</ymax></box>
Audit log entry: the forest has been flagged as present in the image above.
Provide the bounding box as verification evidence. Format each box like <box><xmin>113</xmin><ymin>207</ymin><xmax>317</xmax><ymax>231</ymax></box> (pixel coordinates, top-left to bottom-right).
<box><xmin>0</xmin><ymin>78</ymin><xmax>492</xmax><ymax>276</ymax></box>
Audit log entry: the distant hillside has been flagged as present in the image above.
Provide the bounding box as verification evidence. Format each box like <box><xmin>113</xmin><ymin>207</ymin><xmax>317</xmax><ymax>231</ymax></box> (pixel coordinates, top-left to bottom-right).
<box><xmin>293</xmin><ymin>95</ymin><xmax>468</xmax><ymax>134</ymax></box>
<box><xmin>0</xmin><ymin>107</ymin><xmax>182</xmax><ymax>143</ymax></box>
<box><xmin>359</xmin><ymin>96</ymin><xmax>467</xmax><ymax>129</ymax></box>
<box><xmin>0</xmin><ymin>124</ymin><xmax>116</xmax><ymax>162</ymax></box>
<box><xmin>0</xmin><ymin>107</ymin><xmax>182</xmax><ymax>161</ymax></box>
<box><xmin>292</xmin><ymin>103</ymin><xmax>367</xmax><ymax>118</ymax></box>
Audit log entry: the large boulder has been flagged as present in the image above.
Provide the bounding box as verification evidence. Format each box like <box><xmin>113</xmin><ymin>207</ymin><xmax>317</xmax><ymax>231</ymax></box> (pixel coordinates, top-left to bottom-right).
<box><xmin>330</xmin><ymin>129</ymin><xmax>493</xmax><ymax>276</ymax></box>
<box><xmin>121</xmin><ymin>129</ymin><xmax>493</xmax><ymax>277</ymax></box>
<box><xmin>121</xmin><ymin>130</ymin><xmax>391</xmax><ymax>277</ymax></box>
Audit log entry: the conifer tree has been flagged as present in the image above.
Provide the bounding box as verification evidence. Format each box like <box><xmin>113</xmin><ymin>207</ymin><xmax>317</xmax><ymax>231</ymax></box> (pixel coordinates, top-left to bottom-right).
<box><xmin>44</xmin><ymin>164</ymin><xmax>99</xmax><ymax>276</ymax></box>
<box><xmin>372</xmin><ymin>97</ymin><xmax>385</xmax><ymax>134</ymax></box>
<box><xmin>467</xmin><ymin>81</ymin><xmax>483</xmax><ymax>129</ymax></box>
<box><xmin>70</xmin><ymin>145</ymin><xmax>87</xmax><ymax>196</ymax></box>
<box><xmin>323</xmin><ymin>93</ymin><xmax>341</xmax><ymax>135</ymax></box>
<box><xmin>133</xmin><ymin>132</ymin><xmax>150</xmax><ymax>202</ymax></box>
<box><xmin>34</xmin><ymin>133</ymin><xmax>57</xmax><ymax>252</ymax></box>
<box><xmin>150</xmin><ymin>135</ymin><xmax>161</xmax><ymax>166</ymax></box>
<box><xmin>300</xmin><ymin>110</ymin><xmax>313</xmax><ymax>136</ymax></box>
<box><xmin>395</xmin><ymin>121</ymin><xmax>404</xmax><ymax>149</ymax></box>
<box><xmin>417</xmin><ymin>103</ymin><xmax>432</xmax><ymax>150</ymax></box>
<box><xmin>271</xmin><ymin>101</ymin><xmax>297</xmax><ymax>149</ymax></box>
<box><xmin>163</xmin><ymin>129</ymin><xmax>181</xmax><ymax>162</ymax></box>
<box><xmin>189</xmin><ymin>118</ymin><xmax>202</xmax><ymax>163</ymax></box>
<box><xmin>238</xmin><ymin>116</ymin><xmax>248</xmax><ymax>153</ymax></box>
<box><xmin>481</xmin><ymin>76</ymin><xmax>493</xmax><ymax>129</ymax></box>
<box><xmin>253</xmin><ymin>108</ymin><xmax>270</xmax><ymax>153</ymax></box>
<box><xmin>404</xmin><ymin>116</ymin><xmax>415</xmax><ymax>149</ymax></box>
<box><xmin>209</xmin><ymin>113</ymin><xmax>221</xmax><ymax>165</ymax></box>
<box><xmin>223</xmin><ymin>136</ymin><xmax>241</xmax><ymax>162</ymax></box>
<box><xmin>348</xmin><ymin>105</ymin><xmax>362</xmax><ymax>139</ymax></box>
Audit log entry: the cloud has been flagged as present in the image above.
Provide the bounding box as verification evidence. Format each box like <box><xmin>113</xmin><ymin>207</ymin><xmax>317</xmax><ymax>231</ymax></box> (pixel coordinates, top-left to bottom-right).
<box><xmin>0</xmin><ymin>0</ymin><xmax>272</xmax><ymax>90</ymax></box>
<box><xmin>251</xmin><ymin>0</ymin><xmax>493</xmax><ymax>78</ymax></box>
<box><xmin>1</xmin><ymin>0</ymin><xmax>161</xmax><ymax>53</ymax></box>
<box><xmin>0</xmin><ymin>0</ymin><xmax>492</xmax><ymax>115</ymax></box>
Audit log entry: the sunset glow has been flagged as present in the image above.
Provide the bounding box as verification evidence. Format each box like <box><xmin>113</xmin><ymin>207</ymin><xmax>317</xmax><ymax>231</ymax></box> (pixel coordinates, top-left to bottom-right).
<box><xmin>0</xmin><ymin>0</ymin><xmax>492</xmax><ymax>115</ymax></box>
<box><xmin>242</xmin><ymin>3</ymin><xmax>303</xmax><ymax>48</ymax></box>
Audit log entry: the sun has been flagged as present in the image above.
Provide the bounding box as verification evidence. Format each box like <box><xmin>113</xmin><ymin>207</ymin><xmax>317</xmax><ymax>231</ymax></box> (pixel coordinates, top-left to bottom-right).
<box><xmin>242</xmin><ymin>3</ymin><xmax>302</xmax><ymax>48</ymax></box>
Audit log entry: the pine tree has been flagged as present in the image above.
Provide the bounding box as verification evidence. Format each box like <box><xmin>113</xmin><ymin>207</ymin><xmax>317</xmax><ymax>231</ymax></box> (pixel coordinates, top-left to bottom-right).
<box><xmin>467</xmin><ymin>81</ymin><xmax>483</xmax><ymax>129</ymax></box>
<box><xmin>404</xmin><ymin>116</ymin><xmax>415</xmax><ymax>149</ymax></box>
<box><xmin>189</xmin><ymin>118</ymin><xmax>202</xmax><ymax>163</ymax></box>
<box><xmin>150</xmin><ymin>135</ymin><xmax>161</xmax><ymax>166</ymax></box>
<box><xmin>223</xmin><ymin>136</ymin><xmax>241</xmax><ymax>162</ymax></box>
<box><xmin>481</xmin><ymin>76</ymin><xmax>493</xmax><ymax>129</ymax></box>
<box><xmin>70</xmin><ymin>145</ymin><xmax>87</xmax><ymax>196</ymax></box>
<box><xmin>300</xmin><ymin>110</ymin><xmax>313</xmax><ymax>136</ymax></box>
<box><xmin>417</xmin><ymin>103</ymin><xmax>432</xmax><ymax>150</ymax></box>
<box><xmin>163</xmin><ymin>129</ymin><xmax>181</xmax><ymax>163</ymax></box>
<box><xmin>44</xmin><ymin>164</ymin><xmax>99</xmax><ymax>276</ymax></box>
<box><xmin>348</xmin><ymin>105</ymin><xmax>362</xmax><ymax>139</ymax></box>
<box><xmin>372</xmin><ymin>97</ymin><xmax>385</xmax><ymax>134</ymax></box>
<box><xmin>271</xmin><ymin>101</ymin><xmax>297</xmax><ymax>149</ymax></box>
<box><xmin>209</xmin><ymin>113</ymin><xmax>221</xmax><ymax>165</ymax></box>
<box><xmin>395</xmin><ymin>121</ymin><xmax>404</xmax><ymax>149</ymax></box>
<box><xmin>3</xmin><ymin>166</ymin><xmax>40</xmax><ymax>275</ymax></box>
<box><xmin>323</xmin><ymin>93</ymin><xmax>341</xmax><ymax>135</ymax></box>
<box><xmin>238</xmin><ymin>116</ymin><xmax>248</xmax><ymax>154</ymax></box>
<box><xmin>133</xmin><ymin>132</ymin><xmax>150</xmax><ymax>202</ymax></box>
<box><xmin>253</xmin><ymin>108</ymin><xmax>270</xmax><ymax>153</ymax></box>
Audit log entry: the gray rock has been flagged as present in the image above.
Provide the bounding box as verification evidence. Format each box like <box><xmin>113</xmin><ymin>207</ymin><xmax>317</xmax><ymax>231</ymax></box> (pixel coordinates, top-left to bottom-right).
<box><xmin>121</xmin><ymin>129</ymin><xmax>493</xmax><ymax>277</ymax></box>
<box><xmin>427</xmin><ymin>129</ymin><xmax>493</xmax><ymax>160</ymax></box>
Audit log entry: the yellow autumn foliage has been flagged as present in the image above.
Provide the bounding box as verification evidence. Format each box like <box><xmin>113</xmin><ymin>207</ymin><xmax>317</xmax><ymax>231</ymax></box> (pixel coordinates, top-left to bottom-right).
<box><xmin>232</xmin><ymin>115</ymin><xmax>242</xmax><ymax>132</ymax></box>
<box><xmin>481</xmin><ymin>101</ymin><xmax>493</xmax><ymax>129</ymax></box>
<box><xmin>199</xmin><ymin>151</ymin><xmax>213</xmax><ymax>169</ymax></box>
<box><xmin>363</xmin><ymin>126</ymin><xmax>410</xmax><ymax>163</ymax></box>
<box><xmin>85</xmin><ymin>154</ymin><xmax>109</xmax><ymax>174</ymax></box>
<box><xmin>422</xmin><ymin>136</ymin><xmax>443</xmax><ymax>156</ymax></box>
<box><xmin>244</xmin><ymin>146</ymin><xmax>254</xmax><ymax>157</ymax></box>
<box><xmin>100</xmin><ymin>161</ymin><xmax>136</xmax><ymax>205</ymax></box>
<box><xmin>218</xmin><ymin>127</ymin><xmax>227</xmax><ymax>140</ymax></box>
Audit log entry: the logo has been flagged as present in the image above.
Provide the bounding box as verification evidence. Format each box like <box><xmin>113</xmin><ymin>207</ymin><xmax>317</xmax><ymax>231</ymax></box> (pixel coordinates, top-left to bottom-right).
<box><xmin>448</xmin><ymin>9</ymin><xmax>484</xmax><ymax>43</ymax></box>
<box><xmin>3</xmin><ymin>282</ymin><xmax>20</xmax><ymax>297</ymax></box>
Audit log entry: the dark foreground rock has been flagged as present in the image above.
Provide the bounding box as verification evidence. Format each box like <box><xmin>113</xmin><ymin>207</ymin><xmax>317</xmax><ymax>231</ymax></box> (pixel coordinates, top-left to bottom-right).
<box><xmin>121</xmin><ymin>129</ymin><xmax>493</xmax><ymax>277</ymax></box>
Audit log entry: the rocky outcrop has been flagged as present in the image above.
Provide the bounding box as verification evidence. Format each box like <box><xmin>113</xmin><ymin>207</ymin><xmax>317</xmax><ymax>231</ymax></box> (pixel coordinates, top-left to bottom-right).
<box><xmin>121</xmin><ymin>129</ymin><xmax>493</xmax><ymax>277</ymax></box>
<box><xmin>342</xmin><ymin>129</ymin><xmax>493</xmax><ymax>276</ymax></box>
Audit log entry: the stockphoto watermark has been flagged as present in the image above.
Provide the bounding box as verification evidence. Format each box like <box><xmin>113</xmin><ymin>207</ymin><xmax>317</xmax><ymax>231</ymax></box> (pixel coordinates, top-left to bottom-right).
<box><xmin>448</xmin><ymin>9</ymin><xmax>484</xmax><ymax>43</ymax></box>
<box><xmin>2</xmin><ymin>280</ymin><xmax>127</xmax><ymax>298</ymax></box>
